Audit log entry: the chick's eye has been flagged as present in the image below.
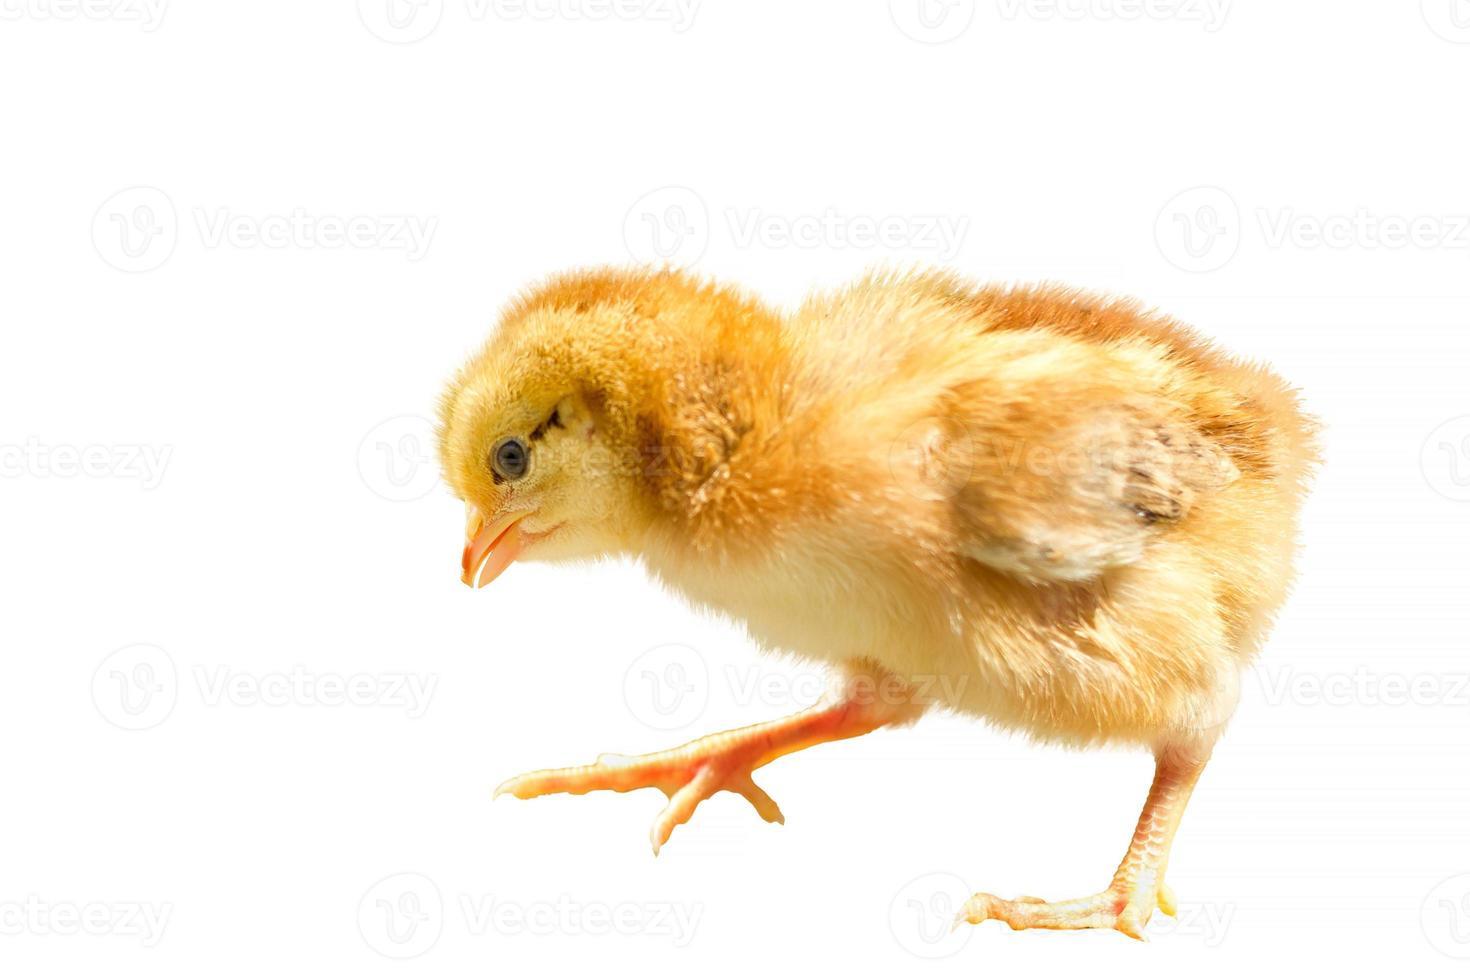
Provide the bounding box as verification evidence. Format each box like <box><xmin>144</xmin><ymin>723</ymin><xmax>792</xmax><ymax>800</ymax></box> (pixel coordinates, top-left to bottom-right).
<box><xmin>491</xmin><ymin>437</ymin><xmax>529</xmax><ymax>481</ymax></box>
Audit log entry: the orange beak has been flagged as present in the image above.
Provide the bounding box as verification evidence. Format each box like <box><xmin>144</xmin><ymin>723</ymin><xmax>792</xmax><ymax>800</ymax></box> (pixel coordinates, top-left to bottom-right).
<box><xmin>460</xmin><ymin>505</ymin><xmax>533</xmax><ymax>588</ymax></box>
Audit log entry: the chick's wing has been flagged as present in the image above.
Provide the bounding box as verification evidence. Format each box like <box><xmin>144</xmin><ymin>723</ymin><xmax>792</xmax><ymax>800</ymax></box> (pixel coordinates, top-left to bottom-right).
<box><xmin>926</xmin><ymin>390</ymin><xmax>1240</xmax><ymax>584</ymax></box>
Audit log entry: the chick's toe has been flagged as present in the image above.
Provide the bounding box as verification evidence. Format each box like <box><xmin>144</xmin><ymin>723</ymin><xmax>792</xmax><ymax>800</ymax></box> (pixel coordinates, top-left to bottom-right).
<box><xmin>494</xmin><ymin>681</ymin><xmax>915</xmax><ymax>854</ymax></box>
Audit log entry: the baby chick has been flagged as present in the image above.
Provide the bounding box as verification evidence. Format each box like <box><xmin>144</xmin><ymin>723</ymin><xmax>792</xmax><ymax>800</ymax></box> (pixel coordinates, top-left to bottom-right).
<box><xmin>437</xmin><ymin>267</ymin><xmax>1318</xmax><ymax>938</ymax></box>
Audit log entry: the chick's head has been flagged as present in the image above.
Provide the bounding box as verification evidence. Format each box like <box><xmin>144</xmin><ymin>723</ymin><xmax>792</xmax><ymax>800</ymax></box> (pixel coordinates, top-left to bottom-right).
<box><xmin>437</xmin><ymin>309</ymin><xmax>648</xmax><ymax>587</ymax></box>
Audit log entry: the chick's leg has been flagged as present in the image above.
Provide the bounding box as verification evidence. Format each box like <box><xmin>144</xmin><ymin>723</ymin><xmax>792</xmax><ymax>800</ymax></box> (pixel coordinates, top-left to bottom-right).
<box><xmin>495</xmin><ymin>665</ymin><xmax>924</xmax><ymax>854</ymax></box>
<box><xmin>958</xmin><ymin>743</ymin><xmax>1209</xmax><ymax>940</ymax></box>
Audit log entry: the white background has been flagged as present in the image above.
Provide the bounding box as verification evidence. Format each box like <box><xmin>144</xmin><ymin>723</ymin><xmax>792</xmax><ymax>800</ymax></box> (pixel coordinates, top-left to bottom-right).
<box><xmin>2</xmin><ymin>1</ymin><xmax>1468</xmax><ymax>976</ymax></box>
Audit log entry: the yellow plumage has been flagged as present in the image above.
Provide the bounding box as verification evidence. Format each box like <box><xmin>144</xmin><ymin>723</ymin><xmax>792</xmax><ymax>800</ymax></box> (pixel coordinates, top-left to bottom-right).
<box><xmin>438</xmin><ymin>266</ymin><xmax>1319</xmax><ymax>937</ymax></box>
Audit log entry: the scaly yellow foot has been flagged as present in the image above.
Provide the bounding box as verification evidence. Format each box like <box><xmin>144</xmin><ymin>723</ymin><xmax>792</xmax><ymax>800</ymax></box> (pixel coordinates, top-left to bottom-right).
<box><xmin>957</xmin><ymin>878</ymin><xmax>1177</xmax><ymax>940</ymax></box>
<box><xmin>495</xmin><ymin>675</ymin><xmax>921</xmax><ymax>854</ymax></box>
<box><xmin>956</xmin><ymin>743</ymin><xmax>1207</xmax><ymax>940</ymax></box>
<box><xmin>495</xmin><ymin>733</ymin><xmax>787</xmax><ymax>854</ymax></box>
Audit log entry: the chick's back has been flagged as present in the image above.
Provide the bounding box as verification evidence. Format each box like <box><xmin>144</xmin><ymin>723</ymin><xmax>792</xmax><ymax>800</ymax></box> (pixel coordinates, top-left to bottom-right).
<box><xmin>650</xmin><ymin>271</ymin><xmax>1318</xmax><ymax>745</ymax></box>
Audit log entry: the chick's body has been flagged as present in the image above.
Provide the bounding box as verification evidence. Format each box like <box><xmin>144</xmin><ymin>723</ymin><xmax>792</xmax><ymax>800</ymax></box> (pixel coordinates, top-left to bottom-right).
<box><xmin>439</xmin><ymin>268</ymin><xmax>1318</xmax><ymax>938</ymax></box>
